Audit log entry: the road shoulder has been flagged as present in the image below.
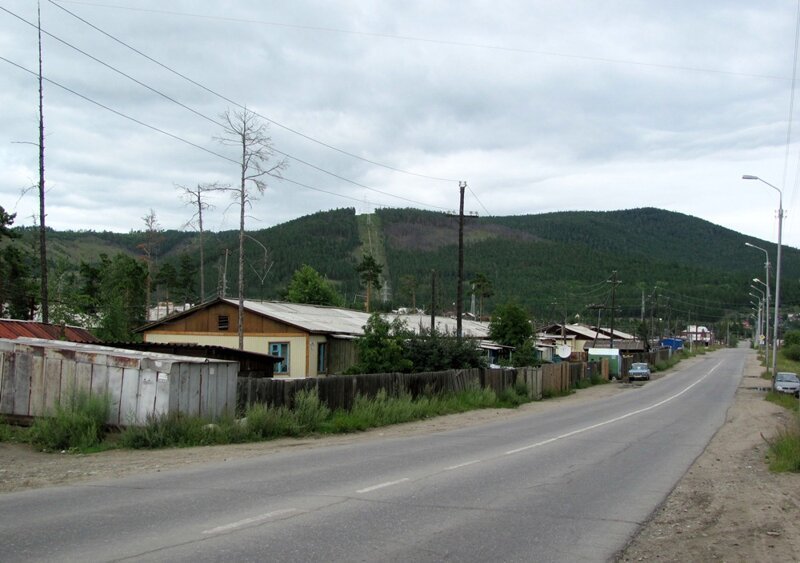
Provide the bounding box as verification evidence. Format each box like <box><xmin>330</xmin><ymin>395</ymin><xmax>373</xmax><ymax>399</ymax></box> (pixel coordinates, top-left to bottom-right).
<box><xmin>617</xmin><ymin>352</ymin><xmax>800</xmax><ymax>562</ymax></box>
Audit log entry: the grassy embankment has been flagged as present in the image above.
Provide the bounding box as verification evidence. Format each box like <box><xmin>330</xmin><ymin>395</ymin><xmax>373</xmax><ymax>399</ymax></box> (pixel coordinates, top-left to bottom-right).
<box><xmin>758</xmin><ymin>348</ymin><xmax>800</xmax><ymax>471</ymax></box>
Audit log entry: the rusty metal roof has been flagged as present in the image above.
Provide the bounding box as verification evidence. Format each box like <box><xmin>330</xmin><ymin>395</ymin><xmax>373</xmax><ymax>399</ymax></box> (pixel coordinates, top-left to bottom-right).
<box><xmin>0</xmin><ymin>320</ymin><xmax>98</xmax><ymax>343</ymax></box>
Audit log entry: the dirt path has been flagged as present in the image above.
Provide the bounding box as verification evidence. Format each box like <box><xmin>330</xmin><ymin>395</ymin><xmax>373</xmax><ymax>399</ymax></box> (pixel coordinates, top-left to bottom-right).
<box><xmin>2</xmin><ymin>351</ymin><xmax>798</xmax><ymax>561</ymax></box>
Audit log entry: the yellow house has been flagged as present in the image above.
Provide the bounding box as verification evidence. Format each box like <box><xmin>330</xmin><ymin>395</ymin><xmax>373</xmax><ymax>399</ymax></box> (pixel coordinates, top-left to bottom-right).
<box><xmin>137</xmin><ymin>297</ymin><xmax>371</xmax><ymax>378</ymax></box>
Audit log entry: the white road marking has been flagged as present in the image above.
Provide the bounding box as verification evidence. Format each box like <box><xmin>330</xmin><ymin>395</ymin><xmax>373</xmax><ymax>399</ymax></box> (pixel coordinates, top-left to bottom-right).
<box><xmin>445</xmin><ymin>460</ymin><xmax>481</xmax><ymax>471</ymax></box>
<box><xmin>356</xmin><ymin>478</ymin><xmax>410</xmax><ymax>493</ymax></box>
<box><xmin>504</xmin><ymin>360</ymin><xmax>723</xmax><ymax>455</ymax></box>
<box><xmin>202</xmin><ymin>508</ymin><xmax>300</xmax><ymax>535</ymax></box>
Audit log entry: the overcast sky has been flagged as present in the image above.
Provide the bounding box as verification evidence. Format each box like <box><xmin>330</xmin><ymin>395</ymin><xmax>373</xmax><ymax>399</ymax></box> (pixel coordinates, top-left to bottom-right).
<box><xmin>2</xmin><ymin>0</ymin><xmax>800</xmax><ymax>250</ymax></box>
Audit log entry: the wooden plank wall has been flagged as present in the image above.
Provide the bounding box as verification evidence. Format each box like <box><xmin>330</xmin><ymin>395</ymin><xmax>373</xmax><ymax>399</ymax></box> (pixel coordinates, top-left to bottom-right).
<box><xmin>0</xmin><ymin>341</ymin><xmax>238</xmax><ymax>426</ymax></box>
<box><xmin>238</xmin><ymin>362</ymin><xmax>596</xmax><ymax>412</ymax></box>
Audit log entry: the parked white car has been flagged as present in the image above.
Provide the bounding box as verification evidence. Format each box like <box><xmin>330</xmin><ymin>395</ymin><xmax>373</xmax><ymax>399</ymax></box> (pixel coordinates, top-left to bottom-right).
<box><xmin>773</xmin><ymin>372</ymin><xmax>800</xmax><ymax>397</ymax></box>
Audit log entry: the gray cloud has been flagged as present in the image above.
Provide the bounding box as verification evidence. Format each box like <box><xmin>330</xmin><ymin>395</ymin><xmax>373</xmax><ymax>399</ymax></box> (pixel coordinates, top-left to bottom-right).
<box><xmin>1</xmin><ymin>0</ymin><xmax>798</xmax><ymax>246</ymax></box>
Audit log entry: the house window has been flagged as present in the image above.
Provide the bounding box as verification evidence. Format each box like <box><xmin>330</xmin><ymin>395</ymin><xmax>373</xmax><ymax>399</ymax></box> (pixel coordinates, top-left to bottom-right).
<box><xmin>317</xmin><ymin>342</ymin><xmax>327</xmax><ymax>374</ymax></box>
<box><xmin>218</xmin><ymin>315</ymin><xmax>229</xmax><ymax>331</ymax></box>
<box><xmin>270</xmin><ymin>342</ymin><xmax>289</xmax><ymax>374</ymax></box>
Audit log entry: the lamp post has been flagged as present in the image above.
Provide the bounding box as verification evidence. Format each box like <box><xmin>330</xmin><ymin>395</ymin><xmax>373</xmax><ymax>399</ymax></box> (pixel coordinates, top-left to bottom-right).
<box><xmin>752</xmin><ymin>275</ymin><xmax>770</xmax><ymax>368</ymax></box>
<box><xmin>743</xmin><ymin>175</ymin><xmax>783</xmax><ymax>382</ymax></box>
<box><xmin>749</xmin><ymin>299</ymin><xmax>762</xmax><ymax>346</ymax></box>
<box><xmin>749</xmin><ymin>290</ymin><xmax>764</xmax><ymax>351</ymax></box>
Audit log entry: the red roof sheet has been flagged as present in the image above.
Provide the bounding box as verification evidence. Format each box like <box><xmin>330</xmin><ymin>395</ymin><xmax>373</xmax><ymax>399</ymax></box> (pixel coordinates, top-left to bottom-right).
<box><xmin>0</xmin><ymin>320</ymin><xmax>98</xmax><ymax>343</ymax></box>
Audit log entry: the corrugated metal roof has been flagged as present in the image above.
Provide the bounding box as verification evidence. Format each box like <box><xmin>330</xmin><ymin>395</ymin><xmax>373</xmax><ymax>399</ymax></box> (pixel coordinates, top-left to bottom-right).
<box><xmin>229</xmin><ymin>299</ymin><xmax>371</xmax><ymax>335</ymax></box>
<box><xmin>565</xmin><ymin>324</ymin><xmax>610</xmax><ymax>340</ymax></box>
<box><xmin>224</xmin><ymin>300</ymin><xmax>492</xmax><ymax>339</ymax></box>
<box><xmin>0</xmin><ymin>320</ymin><xmax>98</xmax><ymax>343</ymax></box>
<box><xmin>386</xmin><ymin>314</ymin><xmax>490</xmax><ymax>338</ymax></box>
<box><xmin>591</xmin><ymin>326</ymin><xmax>638</xmax><ymax>340</ymax></box>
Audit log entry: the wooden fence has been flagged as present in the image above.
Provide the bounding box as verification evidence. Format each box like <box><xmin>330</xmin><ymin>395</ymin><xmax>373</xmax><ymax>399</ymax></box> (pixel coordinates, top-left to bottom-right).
<box><xmin>238</xmin><ymin>361</ymin><xmax>592</xmax><ymax>412</ymax></box>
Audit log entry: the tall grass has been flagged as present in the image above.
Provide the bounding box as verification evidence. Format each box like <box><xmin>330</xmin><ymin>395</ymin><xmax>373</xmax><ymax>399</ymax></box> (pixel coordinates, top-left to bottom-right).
<box><xmin>0</xmin><ymin>419</ymin><xmax>13</xmax><ymax>442</ymax></box>
<box><xmin>28</xmin><ymin>391</ymin><xmax>110</xmax><ymax>452</ymax></box>
<box><xmin>767</xmin><ymin>416</ymin><xmax>800</xmax><ymax>472</ymax></box>
<box><xmin>764</xmin><ymin>390</ymin><xmax>800</xmax><ymax>473</ymax></box>
<box><xmin>120</xmin><ymin>384</ymin><xmax>532</xmax><ymax>449</ymax></box>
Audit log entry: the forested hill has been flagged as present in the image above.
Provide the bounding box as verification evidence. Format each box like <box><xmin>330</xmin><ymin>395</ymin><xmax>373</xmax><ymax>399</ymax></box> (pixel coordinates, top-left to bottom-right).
<box><xmin>11</xmin><ymin>206</ymin><xmax>797</xmax><ymax>328</ymax></box>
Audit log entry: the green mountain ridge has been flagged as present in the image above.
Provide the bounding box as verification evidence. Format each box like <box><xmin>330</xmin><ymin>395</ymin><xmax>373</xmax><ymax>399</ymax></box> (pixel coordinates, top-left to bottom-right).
<box><xmin>8</xmin><ymin>207</ymin><xmax>796</xmax><ymax>330</ymax></box>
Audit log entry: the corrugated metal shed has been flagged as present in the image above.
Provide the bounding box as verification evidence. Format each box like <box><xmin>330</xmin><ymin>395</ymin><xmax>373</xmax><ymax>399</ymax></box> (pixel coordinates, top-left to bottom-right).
<box><xmin>0</xmin><ymin>338</ymin><xmax>238</xmax><ymax>425</ymax></box>
<box><xmin>0</xmin><ymin>320</ymin><xmax>98</xmax><ymax>343</ymax></box>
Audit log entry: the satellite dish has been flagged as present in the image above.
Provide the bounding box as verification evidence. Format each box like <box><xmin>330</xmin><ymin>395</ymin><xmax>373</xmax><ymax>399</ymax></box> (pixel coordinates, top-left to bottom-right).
<box><xmin>556</xmin><ymin>345</ymin><xmax>571</xmax><ymax>359</ymax></box>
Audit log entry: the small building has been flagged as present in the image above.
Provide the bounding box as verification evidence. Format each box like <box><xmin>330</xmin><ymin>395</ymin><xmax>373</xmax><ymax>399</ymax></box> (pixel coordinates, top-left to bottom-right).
<box><xmin>136</xmin><ymin>298</ymin><xmax>497</xmax><ymax>378</ymax></box>
<box><xmin>537</xmin><ymin>323</ymin><xmax>610</xmax><ymax>356</ymax></box>
<box><xmin>587</xmin><ymin>347</ymin><xmax>622</xmax><ymax>377</ymax></box>
<box><xmin>683</xmin><ymin>325</ymin><xmax>714</xmax><ymax>346</ymax></box>
<box><xmin>0</xmin><ymin>338</ymin><xmax>238</xmax><ymax>426</ymax></box>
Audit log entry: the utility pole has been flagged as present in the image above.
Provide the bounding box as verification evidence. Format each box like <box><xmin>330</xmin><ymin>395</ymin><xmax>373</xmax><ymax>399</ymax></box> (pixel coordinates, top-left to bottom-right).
<box><xmin>430</xmin><ymin>269</ymin><xmax>436</xmax><ymax>333</ymax></box>
<box><xmin>456</xmin><ymin>181</ymin><xmax>466</xmax><ymax>342</ymax></box>
<box><xmin>445</xmin><ymin>182</ymin><xmax>478</xmax><ymax>341</ymax></box>
<box><xmin>37</xmin><ymin>1</ymin><xmax>48</xmax><ymax>323</ymax></box>
<box><xmin>608</xmin><ymin>271</ymin><xmax>621</xmax><ymax>349</ymax></box>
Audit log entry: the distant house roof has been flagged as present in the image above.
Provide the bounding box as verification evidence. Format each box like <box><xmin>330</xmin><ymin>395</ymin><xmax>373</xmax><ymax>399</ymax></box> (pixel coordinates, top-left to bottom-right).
<box><xmin>138</xmin><ymin>298</ymin><xmax>493</xmax><ymax>340</ymax></box>
<box><xmin>0</xmin><ymin>319</ymin><xmax>98</xmax><ymax>343</ymax></box>
<box><xmin>387</xmin><ymin>313</ymin><xmax>490</xmax><ymax>339</ymax></box>
<box><xmin>226</xmin><ymin>299</ymin><xmax>370</xmax><ymax>335</ymax></box>
<box><xmin>539</xmin><ymin>323</ymin><xmax>609</xmax><ymax>341</ymax></box>
<box><xmin>590</xmin><ymin>326</ymin><xmax>638</xmax><ymax>340</ymax></box>
<box><xmin>586</xmin><ymin>339</ymin><xmax>646</xmax><ymax>352</ymax></box>
<box><xmin>105</xmin><ymin>341</ymin><xmax>281</xmax><ymax>377</ymax></box>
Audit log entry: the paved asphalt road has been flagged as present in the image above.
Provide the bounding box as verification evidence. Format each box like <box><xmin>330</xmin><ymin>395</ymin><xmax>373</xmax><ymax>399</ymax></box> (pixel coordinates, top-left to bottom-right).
<box><xmin>0</xmin><ymin>348</ymin><xmax>745</xmax><ymax>562</ymax></box>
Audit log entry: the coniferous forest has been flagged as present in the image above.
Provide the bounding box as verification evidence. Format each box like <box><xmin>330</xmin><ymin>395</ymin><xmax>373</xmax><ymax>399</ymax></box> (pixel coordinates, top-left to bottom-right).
<box><xmin>1</xmin><ymin>206</ymin><xmax>796</xmax><ymax>339</ymax></box>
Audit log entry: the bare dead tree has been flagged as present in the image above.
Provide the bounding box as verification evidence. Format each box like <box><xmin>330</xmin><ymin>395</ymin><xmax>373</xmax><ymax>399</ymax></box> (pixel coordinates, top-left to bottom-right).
<box><xmin>138</xmin><ymin>209</ymin><xmax>162</xmax><ymax>315</ymax></box>
<box><xmin>216</xmin><ymin>107</ymin><xmax>287</xmax><ymax>350</ymax></box>
<box><xmin>178</xmin><ymin>182</ymin><xmax>222</xmax><ymax>303</ymax></box>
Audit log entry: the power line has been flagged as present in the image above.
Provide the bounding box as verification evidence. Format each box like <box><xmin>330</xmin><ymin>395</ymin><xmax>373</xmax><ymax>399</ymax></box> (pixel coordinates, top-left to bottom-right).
<box><xmin>1</xmin><ymin>55</ymin><xmax>445</xmax><ymax>214</ymax></box>
<box><xmin>52</xmin><ymin>0</ymin><xmax>794</xmax><ymax>82</ymax></box>
<box><xmin>47</xmin><ymin>0</ymin><xmax>458</xmax><ymax>183</ymax></box>
<box><xmin>4</xmin><ymin>5</ymin><xmax>450</xmax><ymax>212</ymax></box>
<box><xmin>0</xmin><ymin>56</ymin><xmax>239</xmax><ymax>165</ymax></box>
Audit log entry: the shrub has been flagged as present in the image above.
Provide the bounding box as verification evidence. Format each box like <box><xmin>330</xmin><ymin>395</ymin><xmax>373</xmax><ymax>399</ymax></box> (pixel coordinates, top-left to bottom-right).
<box><xmin>782</xmin><ymin>344</ymin><xmax>800</xmax><ymax>362</ymax></box>
<box><xmin>292</xmin><ymin>389</ymin><xmax>330</xmax><ymax>433</ymax></box>
<box><xmin>28</xmin><ymin>391</ymin><xmax>110</xmax><ymax>452</ymax></box>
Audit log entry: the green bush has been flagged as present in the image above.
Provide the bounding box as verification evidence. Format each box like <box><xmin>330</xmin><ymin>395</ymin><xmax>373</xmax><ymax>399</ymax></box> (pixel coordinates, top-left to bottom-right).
<box><xmin>28</xmin><ymin>391</ymin><xmax>110</xmax><ymax>452</ymax></box>
<box><xmin>292</xmin><ymin>389</ymin><xmax>330</xmax><ymax>433</ymax></box>
<box><xmin>782</xmin><ymin>344</ymin><xmax>800</xmax><ymax>362</ymax></box>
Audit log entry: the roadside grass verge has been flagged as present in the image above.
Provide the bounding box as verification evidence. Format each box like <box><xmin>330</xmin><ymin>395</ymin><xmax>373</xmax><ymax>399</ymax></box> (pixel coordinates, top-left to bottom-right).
<box><xmin>764</xmin><ymin>390</ymin><xmax>800</xmax><ymax>472</ymax></box>
<box><xmin>8</xmin><ymin>368</ymin><xmax>612</xmax><ymax>452</ymax></box>
<box><xmin>28</xmin><ymin>391</ymin><xmax>111</xmax><ymax>452</ymax></box>
<box><xmin>119</xmin><ymin>384</ymin><xmax>533</xmax><ymax>449</ymax></box>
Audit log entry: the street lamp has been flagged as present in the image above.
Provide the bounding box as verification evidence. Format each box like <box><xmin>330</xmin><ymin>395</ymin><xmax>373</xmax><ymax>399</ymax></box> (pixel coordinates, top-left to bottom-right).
<box><xmin>742</xmin><ymin>175</ymin><xmax>783</xmax><ymax>382</ymax></box>
<box><xmin>746</xmin><ymin>242</ymin><xmax>771</xmax><ymax>370</ymax></box>
<box><xmin>752</xmin><ymin>276</ymin><xmax>770</xmax><ymax>365</ymax></box>
<box><xmin>749</xmin><ymin>290</ymin><xmax>764</xmax><ymax>349</ymax></box>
